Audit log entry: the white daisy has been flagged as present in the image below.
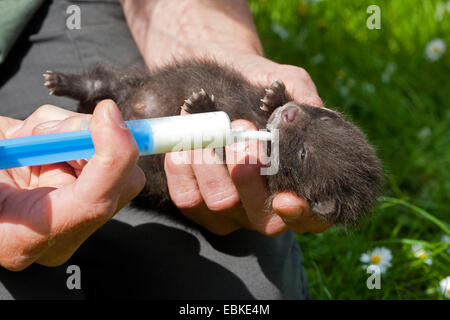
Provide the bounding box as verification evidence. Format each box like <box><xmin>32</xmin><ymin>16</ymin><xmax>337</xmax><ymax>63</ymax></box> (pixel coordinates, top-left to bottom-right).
<box><xmin>417</xmin><ymin>127</ymin><xmax>431</xmax><ymax>140</ymax></box>
<box><xmin>360</xmin><ymin>247</ymin><xmax>392</xmax><ymax>274</ymax></box>
<box><xmin>381</xmin><ymin>62</ymin><xmax>397</xmax><ymax>84</ymax></box>
<box><xmin>439</xmin><ymin>276</ymin><xmax>450</xmax><ymax>299</ymax></box>
<box><xmin>425</xmin><ymin>39</ymin><xmax>446</xmax><ymax>61</ymax></box>
<box><xmin>339</xmin><ymin>85</ymin><xmax>350</xmax><ymax>97</ymax></box>
<box><xmin>435</xmin><ymin>1</ymin><xmax>450</xmax><ymax>21</ymax></box>
<box><xmin>361</xmin><ymin>82</ymin><xmax>376</xmax><ymax>94</ymax></box>
<box><xmin>311</xmin><ymin>53</ymin><xmax>324</xmax><ymax>65</ymax></box>
<box><xmin>412</xmin><ymin>243</ymin><xmax>433</xmax><ymax>265</ymax></box>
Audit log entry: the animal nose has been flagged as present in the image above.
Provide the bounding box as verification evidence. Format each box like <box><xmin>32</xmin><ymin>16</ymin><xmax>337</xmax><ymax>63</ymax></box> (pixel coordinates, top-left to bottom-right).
<box><xmin>281</xmin><ymin>105</ymin><xmax>299</xmax><ymax>123</ymax></box>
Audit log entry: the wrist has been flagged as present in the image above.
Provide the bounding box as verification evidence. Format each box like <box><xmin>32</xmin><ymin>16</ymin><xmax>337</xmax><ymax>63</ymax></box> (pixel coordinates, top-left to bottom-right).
<box><xmin>122</xmin><ymin>0</ymin><xmax>263</xmax><ymax>69</ymax></box>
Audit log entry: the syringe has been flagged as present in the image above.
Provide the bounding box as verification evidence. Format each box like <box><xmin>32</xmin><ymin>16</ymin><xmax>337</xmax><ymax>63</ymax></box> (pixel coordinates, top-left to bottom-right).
<box><xmin>0</xmin><ymin>112</ymin><xmax>272</xmax><ymax>170</ymax></box>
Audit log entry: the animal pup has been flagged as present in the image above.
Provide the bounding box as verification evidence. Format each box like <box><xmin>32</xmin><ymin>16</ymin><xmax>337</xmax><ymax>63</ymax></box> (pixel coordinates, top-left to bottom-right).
<box><xmin>43</xmin><ymin>60</ymin><xmax>383</xmax><ymax>227</ymax></box>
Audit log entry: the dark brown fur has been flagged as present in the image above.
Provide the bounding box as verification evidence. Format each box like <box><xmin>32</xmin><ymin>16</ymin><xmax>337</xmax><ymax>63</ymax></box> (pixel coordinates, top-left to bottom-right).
<box><xmin>43</xmin><ymin>60</ymin><xmax>383</xmax><ymax>227</ymax></box>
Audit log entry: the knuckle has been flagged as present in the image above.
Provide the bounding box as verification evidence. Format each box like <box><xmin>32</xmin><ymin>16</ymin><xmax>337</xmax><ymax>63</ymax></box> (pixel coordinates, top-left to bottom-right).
<box><xmin>205</xmin><ymin>191</ymin><xmax>241</xmax><ymax>213</ymax></box>
<box><xmin>36</xmin><ymin>104</ymin><xmax>57</xmax><ymax>114</ymax></box>
<box><xmin>172</xmin><ymin>191</ymin><xmax>203</xmax><ymax>210</ymax></box>
<box><xmin>290</xmin><ymin>66</ymin><xmax>313</xmax><ymax>83</ymax></box>
<box><xmin>123</xmin><ymin>145</ymin><xmax>140</xmax><ymax>165</ymax></box>
<box><xmin>95</xmin><ymin>153</ymin><xmax>119</xmax><ymax>169</ymax></box>
<box><xmin>34</xmin><ymin>105</ymin><xmax>59</xmax><ymax>119</ymax></box>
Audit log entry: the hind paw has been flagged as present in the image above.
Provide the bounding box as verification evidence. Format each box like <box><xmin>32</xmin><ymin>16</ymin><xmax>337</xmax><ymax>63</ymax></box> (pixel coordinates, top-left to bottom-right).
<box><xmin>260</xmin><ymin>79</ymin><xmax>287</xmax><ymax>112</ymax></box>
<box><xmin>43</xmin><ymin>70</ymin><xmax>65</xmax><ymax>95</ymax></box>
<box><xmin>181</xmin><ymin>88</ymin><xmax>216</xmax><ymax>114</ymax></box>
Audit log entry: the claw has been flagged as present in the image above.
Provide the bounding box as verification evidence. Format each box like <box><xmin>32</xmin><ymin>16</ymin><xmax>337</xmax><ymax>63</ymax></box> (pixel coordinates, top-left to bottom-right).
<box><xmin>273</xmin><ymin>79</ymin><xmax>284</xmax><ymax>87</ymax></box>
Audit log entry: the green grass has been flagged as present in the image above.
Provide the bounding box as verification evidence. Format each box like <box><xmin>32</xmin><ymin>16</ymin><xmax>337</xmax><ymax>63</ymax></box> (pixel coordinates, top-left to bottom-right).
<box><xmin>249</xmin><ymin>0</ymin><xmax>450</xmax><ymax>299</ymax></box>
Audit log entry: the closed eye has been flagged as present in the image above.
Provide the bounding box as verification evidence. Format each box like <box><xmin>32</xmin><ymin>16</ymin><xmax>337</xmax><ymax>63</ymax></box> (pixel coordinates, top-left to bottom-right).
<box><xmin>300</xmin><ymin>148</ymin><xmax>306</xmax><ymax>160</ymax></box>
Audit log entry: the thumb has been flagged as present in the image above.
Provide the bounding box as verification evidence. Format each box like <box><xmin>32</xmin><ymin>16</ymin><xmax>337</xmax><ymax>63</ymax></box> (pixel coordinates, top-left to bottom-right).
<box><xmin>71</xmin><ymin>99</ymin><xmax>140</xmax><ymax>209</ymax></box>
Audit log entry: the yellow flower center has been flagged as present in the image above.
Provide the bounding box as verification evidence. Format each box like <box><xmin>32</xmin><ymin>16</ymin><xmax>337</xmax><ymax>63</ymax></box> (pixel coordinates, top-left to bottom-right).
<box><xmin>371</xmin><ymin>255</ymin><xmax>381</xmax><ymax>264</ymax></box>
<box><xmin>448</xmin><ymin>289</ymin><xmax>450</xmax><ymax>294</ymax></box>
<box><xmin>432</xmin><ymin>46</ymin><xmax>440</xmax><ymax>53</ymax></box>
<box><xmin>419</xmin><ymin>252</ymin><xmax>427</xmax><ymax>259</ymax></box>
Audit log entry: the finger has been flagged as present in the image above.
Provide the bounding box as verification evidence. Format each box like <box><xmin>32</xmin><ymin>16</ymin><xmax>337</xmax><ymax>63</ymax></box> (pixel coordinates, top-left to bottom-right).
<box><xmin>5</xmin><ymin>105</ymin><xmax>79</xmax><ymax>138</ymax></box>
<box><xmin>48</xmin><ymin>99</ymin><xmax>142</xmax><ymax>229</ymax></box>
<box><xmin>37</xmin><ymin>144</ymin><xmax>145</xmax><ymax>267</ymax></box>
<box><xmin>165</xmin><ymin>151</ymin><xmax>243</xmax><ymax>235</ymax></box>
<box><xmin>272</xmin><ymin>192</ymin><xmax>332</xmax><ymax>234</ymax></box>
<box><xmin>226</xmin><ymin>119</ymin><xmax>287</xmax><ymax>236</ymax></box>
<box><xmin>31</xmin><ymin>115</ymin><xmax>91</xmax><ymax>136</ymax></box>
<box><xmin>274</xmin><ymin>65</ymin><xmax>324</xmax><ymax>107</ymax></box>
<box><xmin>180</xmin><ymin>108</ymin><xmax>241</xmax><ymax>212</ymax></box>
<box><xmin>31</xmin><ymin>115</ymin><xmax>92</xmax><ymax>171</ymax></box>
<box><xmin>180</xmin><ymin>109</ymin><xmax>247</xmax><ymax>216</ymax></box>
<box><xmin>36</xmin><ymin>165</ymin><xmax>145</xmax><ymax>267</ymax></box>
<box><xmin>30</xmin><ymin>163</ymin><xmax>76</xmax><ymax>189</ymax></box>
<box><xmin>165</xmin><ymin>151</ymin><xmax>203</xmax><ymax>209</ymax></box>
<box><xmin>0</xmin><ymin>117</ymin><xmax>22</xmax><ymax>139</ymax></box>
<box><xmin>246</xmin><ymin>60</ymin><xmax>324</xmax><ymax>108</ymax></box>
<box><xmin>190</xmin><ymin>147</ymin><xmax>241</xmax><ymax>213</ymax></box>
<box><xmin>116</xmin><ymin>165</ymin><xmax>146</xmax><ymax>211</ymax></box>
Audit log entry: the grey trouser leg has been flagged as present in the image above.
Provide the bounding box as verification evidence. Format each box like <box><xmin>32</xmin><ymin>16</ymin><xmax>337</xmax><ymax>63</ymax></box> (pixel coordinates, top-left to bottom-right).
<box><xmin>0</xmin><ymin>0</ymin><xmax>309</xmax><ymax>299</ymax></box>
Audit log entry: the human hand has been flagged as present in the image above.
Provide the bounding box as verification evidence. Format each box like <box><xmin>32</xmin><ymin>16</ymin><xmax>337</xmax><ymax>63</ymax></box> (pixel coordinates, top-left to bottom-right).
<box><xmin>122</xmin><ymin>0</ymin><xmax>331</xmax><ymax>235</ymax></box>
<box><xmin>164</xmin><ymin>65</ymin><xmax>330</xmax><ymax>236</ymax></box>
<box><xmin>0</xmin><ymin>100</ymin><xmax>145</xmax><ymax>270</ymax></box>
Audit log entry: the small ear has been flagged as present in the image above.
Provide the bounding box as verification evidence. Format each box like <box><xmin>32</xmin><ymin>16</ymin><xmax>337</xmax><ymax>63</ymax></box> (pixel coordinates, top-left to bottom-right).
<box><xmin>311</xmin><ymin>199</ymin><xmax>336</xmax><ymax>216</ymax></box>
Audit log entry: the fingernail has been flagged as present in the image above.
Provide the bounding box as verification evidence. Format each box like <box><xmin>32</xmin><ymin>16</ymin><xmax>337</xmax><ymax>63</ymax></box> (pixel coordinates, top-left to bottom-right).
<box><xmin>103</xmin><ymin>101</ymin><xmax>128</xmax><ymax>129</ymax></box>
<box><xmin>277</xmin><ymin>205</ymin><xmax>303</xmax><ymax>220</ymax></box>
<box><xmin>273</xmin><ymin>195</ymin><xmax>305</xmax><ymax>220</ymax></box>
<box><xmin>5</xmin><ymin>122</ymin><xmax>24</xmax><ymax>137</ymax></box>
<box><xmin>35</xmin><ymin>120</ymin><xmax>62</xmax><ymax>131</ymax></box>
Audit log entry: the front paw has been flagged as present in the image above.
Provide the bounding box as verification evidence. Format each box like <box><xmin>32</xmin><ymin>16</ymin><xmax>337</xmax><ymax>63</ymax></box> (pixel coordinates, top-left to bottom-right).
<box><xmin>260</xmin><ymin>79</ymin><xmax>287</xmax><ymax>112</ymax></box>
<box><xmin>181</xmin><ymin>88</ymin><xmax>216</xmax><ymax>113</ymax></box>
<box><xmin>43</xmin><ymin>70</ymin><xmax>65</xmax><ymax>95</ymax></box>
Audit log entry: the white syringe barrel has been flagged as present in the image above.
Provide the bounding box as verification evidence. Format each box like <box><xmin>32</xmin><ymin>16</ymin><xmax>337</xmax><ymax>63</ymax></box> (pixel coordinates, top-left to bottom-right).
<box><xmin>129</xmin><ymin>111</ymin><xmax>232</xmax><ymax>155</ymax></box>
